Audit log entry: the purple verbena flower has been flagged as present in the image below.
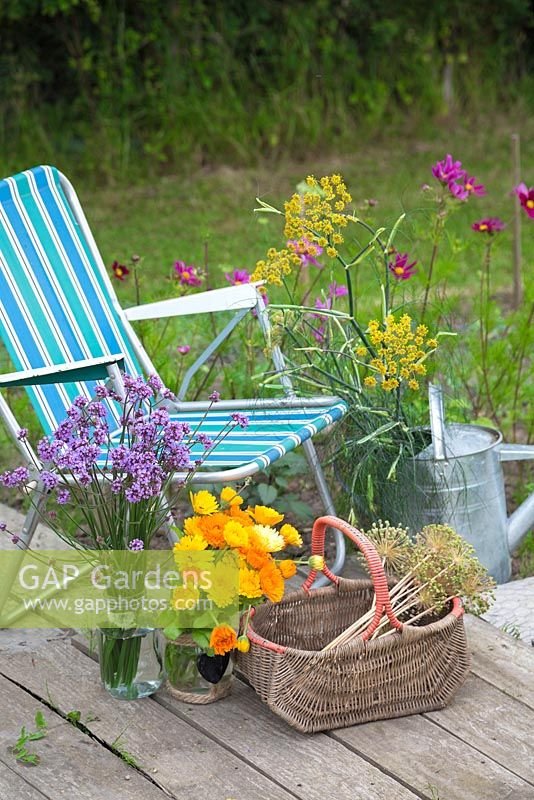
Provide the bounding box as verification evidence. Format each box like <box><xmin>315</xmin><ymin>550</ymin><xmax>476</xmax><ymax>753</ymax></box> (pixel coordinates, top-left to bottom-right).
<box><xmin>209</xmin><ymin>391</ymin><xmax>220</xmax><ymax>402</ymax></box>
<box><xmin>148</xmin><ymin>374</ymin><xmax>164</xmax><ymax>392</ymax></box>
<box><xmin>56</xmin><ymin>488</ymin><xmax>70</xmax><ymax>505</ymax></box>
<box><xmin>388</xmin><ymin>252</ymin><xmax>418</xmax><ymax>281</ymax></box>
<box><xmin>231</xmin><ymin>412</ymin><xmax>249</xmax><ymax>429</ymax></box>
<box><xmin>11</xmin><ymin>534</ymin><xmax>20</xmax><ymax>545</ymax></box>
<box><xmin>16</xmin><ymin>428</ymin><xmax>28</xmax><ymax>441</ymax></box>
<box><xmin>174</xmin><ymin>260</ymin><xmax>203</xmax><ymax>287</ymax></box>
<box><xmin>225</xmin><ymin>269</ymin><xmax>251</xmax><ymax>285</ymax></box>
<box><xmin>0</xmin><ymin>522</ymin><xmax>6</xmax><ymax>531</ymax></box>
<box><xmin>128</xmin><ymin>538</ymin><xmax>144</xmax><ymax>551</ymax></box>
<box><xmin>0</xmin><ymin>466</ymin><xmax>30</xmax><ymax>488</ymax></box>
<box><xmin>472</xmin><ymin>217</ymin><xmax>506</xmax><ymax>234</ymax></box>
<box><xmin>196</xmin><ymin>433</ymin><xmax>213</xmax><ymax>450</ymax></box>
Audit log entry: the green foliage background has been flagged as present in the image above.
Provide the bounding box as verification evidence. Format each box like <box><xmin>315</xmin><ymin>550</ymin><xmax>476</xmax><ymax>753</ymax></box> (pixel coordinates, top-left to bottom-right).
<box><xmin>1</xmin><ymin>0</ymin><xmax>533</xmax><ymax>182</ymax></box>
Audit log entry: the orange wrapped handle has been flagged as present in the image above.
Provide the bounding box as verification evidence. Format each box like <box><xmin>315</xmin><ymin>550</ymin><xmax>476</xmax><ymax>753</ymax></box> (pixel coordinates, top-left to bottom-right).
<box><xmin>301</xmin><ymin>515</ymin><xmax>403</xmax><ymax>641</ymax></box>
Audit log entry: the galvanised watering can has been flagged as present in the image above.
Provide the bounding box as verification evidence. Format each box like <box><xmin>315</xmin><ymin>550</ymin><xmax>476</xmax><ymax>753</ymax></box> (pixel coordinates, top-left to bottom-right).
<box><xmin>403</xmin><ymin>385</ymin><xmax>534</xmax><ymax>584</ymax></box>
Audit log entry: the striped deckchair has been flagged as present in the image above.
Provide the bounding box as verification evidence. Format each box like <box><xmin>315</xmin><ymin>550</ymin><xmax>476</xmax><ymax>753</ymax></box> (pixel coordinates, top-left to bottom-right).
<box><xmin>0</xmin><ymin>166</ymin><xmax>347</xmax><ymax>576</ymax></box>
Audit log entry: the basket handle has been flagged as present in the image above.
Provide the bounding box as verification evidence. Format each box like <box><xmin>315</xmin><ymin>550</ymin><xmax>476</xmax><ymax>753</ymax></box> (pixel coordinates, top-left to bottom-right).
<box><xmin>301</xmin><ymin>515</ymin><xmax>403</xmax><ymax>641</ymax></box>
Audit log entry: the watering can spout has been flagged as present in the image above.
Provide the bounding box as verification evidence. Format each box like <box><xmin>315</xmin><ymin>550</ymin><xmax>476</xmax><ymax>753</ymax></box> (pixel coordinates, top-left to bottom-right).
<box><xmin>497</xmin><ymin>443</ymin><xmax>534</xmax><ymax>552</ymax></box>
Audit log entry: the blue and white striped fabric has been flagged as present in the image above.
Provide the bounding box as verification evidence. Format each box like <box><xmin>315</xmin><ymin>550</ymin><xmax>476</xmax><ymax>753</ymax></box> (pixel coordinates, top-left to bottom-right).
<box><xmin>0</xmin><ymin>165</ymin><xmax>347</xmax><ymax>475</ymax></box>
<box><xmin>0</xmin><ymin>165</ymin><xmax>140</xmax><ymax>433</ymax></box>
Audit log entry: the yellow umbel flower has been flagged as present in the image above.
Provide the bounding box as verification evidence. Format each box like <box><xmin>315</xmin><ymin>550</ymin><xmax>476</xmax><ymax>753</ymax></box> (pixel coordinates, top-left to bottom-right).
<box><xmin>252</xmin><ymin>173</ymin><xmax>353</xmax><ymax>285</ymax></box>
<box><xmin>190</xmin><ymin>490</ymin><xmax>219</xmax><ymax>515</ymax></box>
<box><xmin>251</xmin><ymin>525</ymin><xmax>286</xmax><ymax>553</ymax></box>
<box><xmin>362</xmin><ymin>313</ymin><xmax>439</xmax><ymax>392</ymax></box>
<box><xmin>220</xmin><ymin>486</ymin><xmax>244</xmax><ymax>507</ymax></box>
<box><xmin>249</xmin><ymin>505</ymin><xmax>284</xmax><ymax>526</ymax></box>
<box><xmin>223</xmin><ymin>520</ymin><xmax>250</xmax><ymax>550</ymax></box>
<box><xmin>280</xmin><ymin>523</ymin><xmax>303</xmax><ymax>547</ymax></box>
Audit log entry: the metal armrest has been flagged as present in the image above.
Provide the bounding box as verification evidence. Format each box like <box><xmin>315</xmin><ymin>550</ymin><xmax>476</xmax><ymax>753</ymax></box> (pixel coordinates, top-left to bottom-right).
<box><xmin>124</xmin><ymin>282</ymin><xmax>265</xmax><ymax>321</ymax></box>
<box><xmin>0</xmin><ymin>354</ymin><xmax>125</xmax><ymax>388</ymax></box>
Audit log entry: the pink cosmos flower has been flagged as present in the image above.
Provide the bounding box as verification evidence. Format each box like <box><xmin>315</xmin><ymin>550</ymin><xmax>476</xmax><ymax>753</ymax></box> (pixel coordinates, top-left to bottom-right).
<box><xmin>388</xmin><ymin>252</ymin><xmax>418</xmax><ymax>280</ymax></box>
<box><xmin>111</xmin><ymin>261</ymin><xmax>129</xmax><ymax>281</ymax></box>
<box><xmin>177</xmin><ymin>345</ymin><xmax>191</xmax><ymax>355</ymax></box>
<box><xmin>287</xmin><ymin>239</ymin><xmax>324</xmax><ymax>268</ymax></box>
<box><xmin>515</xmin><ymin>183</ymin><xmax>534</xmax><ymax>220</ymax></box>
<box><xmin>462</xmin><ymin>175</ymin><xmax>486</xmax><ymax>197</ymax></box>
<box><xmin>225</xmin><ymin>269</ymin><xmax>251</xmax><ymax>285</ymax></box>
<box><xmin>432</xmin><ymin>155</ymin><xmax>465</xmax><ymax>185</ymax></box>
<box><xmin>472</xmin><ymin>218</ymin><xmax>506</xmax><ymax>234</ymax></box>
<box><xmin>174</xmin><ymin>261</ymin><xmax>203</xmax><ymax>287</ymax></box>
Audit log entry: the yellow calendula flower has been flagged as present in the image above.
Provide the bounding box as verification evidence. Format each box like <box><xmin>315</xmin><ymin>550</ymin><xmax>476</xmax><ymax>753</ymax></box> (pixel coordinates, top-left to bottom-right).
<box><xmin>252</xmin><ymin>525</ymin><xmax>286</xmax><ymax>553</ymax></box>
<box><xmin>249</xmin><ymin>505</ymin><xmax>284</xmax><ymax>527</ymax></box>
<box><xmin>172</xmin><ymin>584</ymin><xmax>200</xmax><ymax>610</ymax></box>
<box><xmin>220</xmin><ymin>486</ymin><xmax>243</xmax><ymax>507</ymax></box>
<box><xmin>183</xmin><ymin>516</ymin><xmax>204</xmax><ymax>538</ymax></box>
<box><xmin>173</xmin><ymin>533</ymin><xmax>208</xmax><ymax>552</ymax></box>
<box><xmin>206</xmin><ymin>557</ymin><xmax>239</xmax><ymax>609</ymax></box>
<box><xmin>239</xmin><ymin>564</ymin><xmax>262</xmax><ymax>599</ymax></box>
<box><xmin>308</xmin><ymin>555</ymin><xmax>325</xmax><ymax>571</ymax></box>
<box><xmin>280</xmin><ymin>523</ymin><xmax>303</xmax><ymax>548</ymax></box>
<box><xmin>190</xmin><ymin>490</ymin><xmax>219</xmax><ymax>516</ymax></box>
<box><xmin>223</xmin><ymin>520</ymin><xmax>250</xmax><ymax>550</ymax></box>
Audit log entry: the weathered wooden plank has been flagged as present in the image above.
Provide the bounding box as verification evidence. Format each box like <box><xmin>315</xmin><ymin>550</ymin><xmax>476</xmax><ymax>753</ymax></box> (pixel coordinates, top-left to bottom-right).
<box><xmin>0</xmin><ymin>674</ymin><xmax>167</xmax><ymax>800</ymax></box>
<box><xmin>0</xmin><ymin>760</ymin><xmax>49</xmax><ymax>800</ymax></box>
<box><xmin>465</xmin><ymin>615</ymin><xmax>534</xmax><ymax>710</ymax></box>
<box><xmin>154</xmin><ymin>675</ymin><xmax>419</xmax><ymax>800</ymax></box>
<box><xmin>331</xmin><ymin>710</ymin><xmax>533</xmax><ymax>800</ymax></box>
<box><xmin>0</xmin><ymin>641</ymin><xmax>299</xmax><ymax>800</ymax></box>
<box><xmin>423</xmin><ymin>673</ymin><xmax>534</xmax><ymax>784</ymax></box>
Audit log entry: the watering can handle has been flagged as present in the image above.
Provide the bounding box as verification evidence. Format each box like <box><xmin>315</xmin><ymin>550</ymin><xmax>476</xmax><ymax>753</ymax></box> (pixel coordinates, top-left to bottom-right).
<box><xmin>497</xmin><ymin>443</ymin><xmax>534</xmax><ymax>462</ymax></box>
<box><xmin>429</xmin><ymin>383</ymin><xmax>447</xmax><ymax>460</ymax></box>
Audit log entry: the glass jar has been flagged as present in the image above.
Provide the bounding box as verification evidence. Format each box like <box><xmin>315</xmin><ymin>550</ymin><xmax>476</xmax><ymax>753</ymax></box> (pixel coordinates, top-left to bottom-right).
<box><xmin>97</xmin><ymin>627</ymin><xmax>164</xmax><ymax>700</ymax></box>
<box><xmin>164</xmin><ymin>635</ymin><xmax>233</xmax><ymax>700</ymax></box>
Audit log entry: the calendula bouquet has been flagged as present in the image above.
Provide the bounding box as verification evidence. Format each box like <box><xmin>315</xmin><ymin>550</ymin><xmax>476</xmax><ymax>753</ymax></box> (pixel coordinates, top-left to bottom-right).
<box><xmin>163</xmin><ymin>486</ymin><xmax>302</xmax><ymax>694</ymax></box>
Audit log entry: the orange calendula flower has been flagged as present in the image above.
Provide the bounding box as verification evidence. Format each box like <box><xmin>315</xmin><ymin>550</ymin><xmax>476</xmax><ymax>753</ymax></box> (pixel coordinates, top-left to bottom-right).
<box><xmin>280</xmin><ymin>523</ymin><xmax>303</xmax><ymax>548</ymax></box>
<box><xmin>259</xmin><ymin>561</ymin><xmax>285</xmax><ymax>603</ymax></box>
<box><xmin>246</xmin><ymin>547</ymin><xmax>272</xmax><ymax>570</ymax></box>
<box><xmin>249</xmin><ymin>505</ymin><xmax>285</xmax><ymax>526</ymax></box>
<box><xmin>278</xmin><ymin>559</ymin><xmax>297</xmax><ymax>579</ymax></box>
<box><xmin>210</xmin><ymin>624</ymin><xmax>237</xmax><ymax>655</ymax></box>
<box><xmin>220</xmin><ymin>486</ymin><xmax>244</xmax><ymax>507</ymax></box>
<box><xmin>198</xmin><ymin>512</ymin><xmax>228</xmax><ymax>548</ymax></box>
<box><xmin>226</xmin><ymin>505</ymin><xmax>255</xmax><ymax>526</ymax></box>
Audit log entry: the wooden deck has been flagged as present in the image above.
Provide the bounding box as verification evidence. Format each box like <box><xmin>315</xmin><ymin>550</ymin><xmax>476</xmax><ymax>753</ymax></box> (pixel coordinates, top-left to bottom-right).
<box><xmin>0</xmin><ymin>615</ymin><xmax>532</xmax><ymax>800</ymax></box>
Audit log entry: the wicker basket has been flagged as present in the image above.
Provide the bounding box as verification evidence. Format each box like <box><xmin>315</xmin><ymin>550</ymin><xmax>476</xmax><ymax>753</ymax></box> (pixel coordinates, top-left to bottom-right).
<box><xmin>237</xmin><ymin>515</ymin><xmax>470</xmax><ymax>733</ymax></box>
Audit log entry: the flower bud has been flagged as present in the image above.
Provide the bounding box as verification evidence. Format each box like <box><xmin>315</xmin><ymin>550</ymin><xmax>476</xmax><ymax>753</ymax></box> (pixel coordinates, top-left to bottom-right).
<box><xmin>308</xmin><ymin>555</ymin><xmax>325</xmax><ymax>571</ymax></box>
<box><xmin>236</xmin><ymin>635</ymin><xmax>250</xmax><ymax>653</ymax></box>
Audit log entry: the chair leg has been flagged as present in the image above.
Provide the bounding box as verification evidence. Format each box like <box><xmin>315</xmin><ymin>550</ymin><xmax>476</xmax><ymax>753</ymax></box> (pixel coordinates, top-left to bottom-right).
<box><xmin>300</xmin><ymin>438</ymin><xmax>345</xmax><ymax>585</ymax></box>
<box><xmin>0</xmin><ymin>485</ymin><xmax>48</xmax><ymax>614</ymax></box>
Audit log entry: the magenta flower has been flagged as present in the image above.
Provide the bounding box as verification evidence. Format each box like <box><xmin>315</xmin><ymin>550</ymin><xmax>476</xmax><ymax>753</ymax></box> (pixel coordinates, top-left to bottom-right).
<box><xmin>432</xmin><ymin>155</ymin><xmax>465</xmax><ymax>185</ymax></box>
<box><xmin>515</xmin><ymin>183</ymin><xmax>534</xmax><ymax>220</ymax></box>
<box><xmin>472</xmin><ymin>217</ymin><xmax>506</xmax><ymax>234</ymax></box>
<box><xmin>287</xmin><ymin>239</ymin><xmax>323</xmax><ymax>268</ymax></box>
<box><xmin>328</xmin><ymin>282</ymin><xmax>348</xmax><ymax>298</ymax></box>
<box><xmin>388</xmin><ymin>252</ymin><xmax>418</xmax><ymax>281</ymax></box>
<box><xmin>225</xmin><ymin>269</ymin><xmax>251</xmax><ymax>285</ymax></box>
<box><xmin>462</xmin><ymin>175</ymin><xmax>486</xmax><ymax>197</ymax></box>
<box><xmin>447</xmin><ymin>181</ymin><xmax>469</xmax><ymax>201</ymax></box>
<box><xmin>174</xmin><ymin>261</ymin><xmax>203</xmax><ymax>287</ymax></box>
<box><xmin>111</xmin><ymin>261</ymin><xmax>129</xmax><ymax>281</ymax></box>
<box><xmin>177</xmin><ymin>345</ymin><xmax>191</xmax><ymax>355</ymax></box>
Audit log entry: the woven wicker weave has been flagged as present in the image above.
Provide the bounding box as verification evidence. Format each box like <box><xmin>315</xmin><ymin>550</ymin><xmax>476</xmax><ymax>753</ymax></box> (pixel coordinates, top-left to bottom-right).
<box><xmin>237</xmin><ymin>516</ymin><xmax>470</xmax><ymax>733</ymax></box>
